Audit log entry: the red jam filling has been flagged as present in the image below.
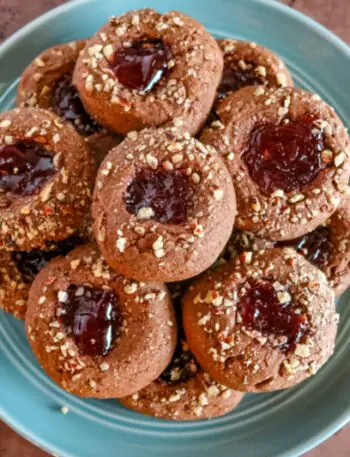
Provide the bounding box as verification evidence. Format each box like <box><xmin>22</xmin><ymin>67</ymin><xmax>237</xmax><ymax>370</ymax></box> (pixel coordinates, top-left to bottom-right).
<box><xmin>238</xmin><ymin>282</ymin><xmax>309</xmax><ymax>349</ymax></box>
<box><xmin>0</xmin><ymin>141</ymin><xmax>56</xmax><ymax>196</ymax></box>
<box><xmin>111</xmin><ymin>40</ymin><xmax>171</xmax><ymax>92</ymax></box>
<box><xmin>217</xmin><ymin>65</ymin><xmax>263</xmax><ymax>99</ymax></box>
<box><xmin>276</xmin><ymin>226</ymin><xmax>331</xmax><ymax>268</ymax></box>
<box><xmin>243</xmin><ymin>121</ymin><xmax>326</xmax><ymax>194</ymax></box>
<box><xmin>60</xmin><ymin>285</ymin><xmax>121</xmax><ymax>357</ymax></box>
<box><xmin>124</xmin><ymin>168</ymin><xmax>192</xmax><ymax>224</ymax></box>
<box><xmin>53</xmin><ymin>73</ymin><xmax>101</xmax><ymax>136</ymax></box>
<box><xmin>12</xmin><ymin>236</ymin><xmax>84</xmax><ymax>283</ymax></box>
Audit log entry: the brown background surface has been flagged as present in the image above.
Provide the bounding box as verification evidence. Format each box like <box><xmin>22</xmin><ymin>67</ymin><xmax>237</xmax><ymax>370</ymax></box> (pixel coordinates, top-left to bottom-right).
<box><xmin>0</xmin><ymin>0</ymin><xmax>349</xmax><ymax>456</ymax></box>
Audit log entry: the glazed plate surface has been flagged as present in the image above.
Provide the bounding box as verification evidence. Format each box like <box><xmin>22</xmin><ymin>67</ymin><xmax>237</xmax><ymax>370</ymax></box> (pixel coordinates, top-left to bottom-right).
<box><xmin>0</xmin><ymin>0</ymin><xmax>349</xmax><ymax>456</ymax></box>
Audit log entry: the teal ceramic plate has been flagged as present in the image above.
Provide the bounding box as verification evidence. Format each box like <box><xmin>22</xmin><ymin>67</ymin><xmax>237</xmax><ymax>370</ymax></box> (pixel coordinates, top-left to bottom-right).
<box><xmin>0</xmin><ymin>1</ymin><xmax>349</xmax><ymax>456</ymax></box>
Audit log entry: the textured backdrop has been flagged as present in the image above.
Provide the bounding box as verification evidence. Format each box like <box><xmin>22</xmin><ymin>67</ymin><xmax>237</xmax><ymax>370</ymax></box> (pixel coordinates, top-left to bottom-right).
<box><xmin>0</xmin><ymin>0</ymin><xmax>349</xmax><ymax>456</ymax></box>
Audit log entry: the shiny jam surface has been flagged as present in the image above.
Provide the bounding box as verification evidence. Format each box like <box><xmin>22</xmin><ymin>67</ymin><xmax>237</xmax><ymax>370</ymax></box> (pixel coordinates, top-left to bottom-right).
<box><xmin>13</xmin><ymin>236</ymin><xmax>84</xmax><ymax>283</ymax></box>
<box><xmin>111</xmin><ymin>40</ymin><xmax>170</xmax><ymax>92</ymax></box>
<box><xmin>60</xmin><ymin>285</ymin><xmax>121</xmax><ymax>357</ymax></box>
<box><xmin>0</xmin><ymin>141</ymin><xmax>56</xmax><ymax>196</ymax></box>
<box><xmin>124</xmin><ymin>168</ymin><xmax>192</xmax><ymax>224</ymax></box>
<box><xmin>243</xmin><ymin>121</ymin><xmax>326</xmax><ymax>194</ymax></box>
<box><xmin>217</xmin><ymin>65</ymin><xmax>263</xmax><ymax>99</ymax></box>
<box><xmin>276</xmin><ymin>226</ymin><xmax>331</xmax><ymax>268</ymax></box>
<box><xmin>53</xmin><ymin>72</ymin><xmax>101</xmax><ymax>136</ymax></box>
<box><xmin>238</xmin><ymin>282</ymin><xmax>309</xmax><ymax>349</ymax></box>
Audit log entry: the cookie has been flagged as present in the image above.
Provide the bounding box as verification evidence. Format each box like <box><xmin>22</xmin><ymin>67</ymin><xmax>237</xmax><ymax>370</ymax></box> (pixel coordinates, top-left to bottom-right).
<box><xmin>0</xmin><ymin>251</ymin><xmax>29</xmax><ymax>320</ymax></box>
<box><xmin>26</xmin><ymin>243</ymin><xmax>177</xmax><ymax>398</ymax></box>
<box><xmin>73</xmin><ymin>9</ymin><xmax>223</xmax><ymax>135</ymax></box>
<box><xmin>0</xmin><ymin>108</ymin><xmax>95</xmax><ymax>250</ymax></box>
<box><xmin>183</xmin><ymin>248</ymin><xmax>338</xmax><ymax>392</ymax></box>
<box><xmin>120</xmin><ymin>281</ymin><xmax>243</xmax><ymax>420</ymax></box>
<box><xmin>92</xmin><ymin>127</ymin><xmax>236</xmax><ymax>282</ymax></box>
<box><xmin>225</xmin><ymin>196</ymin><xmax>350</xmax><ymax>295</ymax></box>
<box><xmin>16</xmin><ymin>41</ymin><xmax>122</xmax><ymax>166</ymax></box>
<box><xmin>0</xmin><ymin>235</ymin><xmax>85</xmax><ymax>319</ymax></box>
<box><xmin>120</xmin><ymin>338</ymin><xmax>243</xmax><ymax>420</ymax></box>
<box><xmin>201</xmin><ymin>86</ymin><xmax>350</xmax><ymax>240</ymax></box>
<box><xmin>216</xmin><ymin>39</ymin><xmax>293</xmax><ymax>98</ymax></box>
<box><xmin>321</xmin><ymin>197</ymin><xmax>350</xmax><ymax>294</ymax></box>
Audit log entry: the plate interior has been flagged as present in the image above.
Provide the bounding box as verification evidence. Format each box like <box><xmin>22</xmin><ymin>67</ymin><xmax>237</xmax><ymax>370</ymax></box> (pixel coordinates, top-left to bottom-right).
<box><xmin>0</xmin><ymin>1</ymin><xmax>349</xmax><ymax>457</ymax></box>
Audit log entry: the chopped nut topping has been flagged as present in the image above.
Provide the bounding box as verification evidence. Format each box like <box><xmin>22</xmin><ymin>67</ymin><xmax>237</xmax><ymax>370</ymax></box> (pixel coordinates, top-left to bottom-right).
<box><xmin>124</xmin><ymin>282</ymin><xmax>138</xmax><ymax>294</ymax></box>
<box><xmin>192</xmin><ymin>173</ymin><xmax>201</xmax><ymax>184</ymax></box>
<box><xmin>334</xmin><ymin>152</ymin><xmax>345</xmax><ymax>168</ymax></box>
<box><xmin>4</xmin><ymin>135</ymin><xmax>13</xmax><ymax>145</ymax></box>
<box><xmin>171</xmin><ymin>153</ymin><xmax>184</xmax><ymax>164</ymax></box>
<box><xmin>0</xmin><ymin>119</ymin><xmax>11</xmax><ymax>128</ymax></box>
<box><xmin>146</xmin><ymin>153</ymin><xmax>158</xmax><ymax>169</ymax></box>
<box><xmin>35</xmin><ymin>58</ymin><xmax>45</xmax><ymax>67</ymax></box>
<box><xmin>294</xmin><ymin>344</ymin><xmax>310</xmax><ymax>358</ymax></box>
<box><xmin>255</xmin><ymin>65</ymin><xmax>267</xmax><ymax>77</ymax></box>
<box><xmin>52</xmin><ymin>133</ymin><xmax>60</xmax><ymax>144</ymax></box>
<box><xmin>103</xmin><ymin>44</ymin><xmax>114</xmax><ymax>58</ymax></box>
<box><xmin>152</xmin><ymin>236</ymin><xmax>164</xmax><ymax>251</ymax></box>
<box><xmin>221</xmin><ymin>390</ymin><xmax>232</xmax><ymax>399</ymax></box>
<box><xmin>289</xmin><ymin>194</ymin><xmax>305</xmax><ymax>204</ymax></box>
<box><xmin>277</xmin><ymin>291</ymin><xmax>291</xmax><ymax>304</ymax></box>
<box><xmin>193</xmin><ymin>224</ymin><xmax>205</xmax><ymax>238</ymax></box>
<box><xmin>137</xmin><ymin>207</ymin><xmax>155</xmax><ymax>220</ymax></box>
<box><xmin>254</xmin><ymin>87</ymin><xmax>265</xmax><ymax>96</ymax></box>
<box><xmin>116</xmin><ymin>237</ymin><xmax>127</xmax><ymax>253</ymax></box>
<box><xmin>276</xmin><ymin>72</ymin><xmax>288</xmax><ymax>87</ymax></box>
<box><xmin>70</xmin><ymin>260</ymin><xmax>81</xmax><ymax>270</ymax></box>
<box><xmin>321</xmin><ymin>149</ymin><xmax>334</xmax><ymax>163</ymax></box>
<box><xmin>60</xmin><ymin>406</ymin><xmax>69</xmax><ymax>414</ymax></box>
<box><xmin>57</xmin><ymin>291</ymin><xmax>68</xmax><ymax>303</ymax></box>
<box><xmin>213</xmin><ymin>189</ymin><xmax>224</xmax><ymax>201</ymax></box>
<box><xmin>198</xmin><ymin>393</ymin><xmax>209</xmax><ymax>406</ymax></box>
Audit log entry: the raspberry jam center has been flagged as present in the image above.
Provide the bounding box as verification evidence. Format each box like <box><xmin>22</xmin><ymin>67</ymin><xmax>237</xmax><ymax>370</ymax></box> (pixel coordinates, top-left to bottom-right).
<box><xmin>60</xmin><ymin>285</ymin><xmax>121</xmax><ymax>357</ymax></box>
<box><xmin>217</xmin><ymin>65</ymin><xmax>263</xmax><ymax>99</ymax></box>
<box><xmin>111</xmin><ymin>40</ymin><xmax>170</xmax><ymax>92</ymax></box>
<box><xmin>124</xmin><ymin>168</ymin><xmax>192</xmax><ymax>224</ymax></box>
<box><xmin>12</xmin><ymin>236</ymin><xmax>84</xmax><ymax>283</ymax></box>
<box><xmin>53</xmin><ymin>73</ymin><xmax>101</xmax><ymax>136</ymax></box>
<box><xmin>238</xmin><ymin>282</ymin><xmax>309</xmax><ymax>350</ymax></box>
<box><xmin>0</xmin><ymin>141</ymin><xmax>56</xmax><ymax>196</ymax></box>
<box><xmin>243</xmin><ymin>122</ymin><xmax>326</xmax><ymax>194</ymax></box>
<box><xmin>277</xmin><ymin>226</ymin><xmax>331</xmax><ymax>268</ymax></box>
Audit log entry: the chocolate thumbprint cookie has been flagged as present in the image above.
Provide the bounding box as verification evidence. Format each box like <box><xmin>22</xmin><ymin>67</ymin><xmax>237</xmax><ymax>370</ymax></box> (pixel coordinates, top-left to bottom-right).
<box><xmin>26</xmin><ymin>244</ymin><xmax>177</xmax><ymax>398</ymax></box>
<box><xmin>201</xmin><ymin>86</ymin><xmax>350</xmax><ymax>240</ymax></box>
<box><xmin>0</xmin><ymin>108</ymin><xmax>95</xmax><ymax>251</ymax></box>
<box><xmin>92</xmin><ymin>127</ymin><xmax>236</xmax><ymax>282</ymax></box>
<box><xmin>183</xmin><ymin>248</ymin><xmax>338</xmax><ymax>392</ymax></box>
<box><xmin>17</xmin><ymin>41</ymin><xmax>122</xmax><ymax>166</ymax></box>
<box><xmin>73</xmin><ymin>9</ymin><xmax>223</xmax><ymax>135</ymax></box>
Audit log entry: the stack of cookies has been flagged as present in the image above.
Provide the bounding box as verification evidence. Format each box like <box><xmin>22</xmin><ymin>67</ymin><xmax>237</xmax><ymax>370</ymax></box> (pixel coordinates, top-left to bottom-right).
<box><xmin>1</xmin><ymin>8</ymin><xmax>349</xmax><ymax>421</ymax></box>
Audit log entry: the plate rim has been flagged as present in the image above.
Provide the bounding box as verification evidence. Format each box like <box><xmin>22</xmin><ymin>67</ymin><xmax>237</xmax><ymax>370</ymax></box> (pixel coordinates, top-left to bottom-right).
<box><xmin>1</xmin><ymin>399</ymin><xmax>350</xmax><ymax>457</ymax></box>
<box><xmin>0</xmin><ymin>1</ymin><xmax>349</xmax><ymax>457</ymax></box>
<box><xmin>0</xmin><ymin>0</ymin><xmax>349</xmax><ymax>59</ymax></box>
